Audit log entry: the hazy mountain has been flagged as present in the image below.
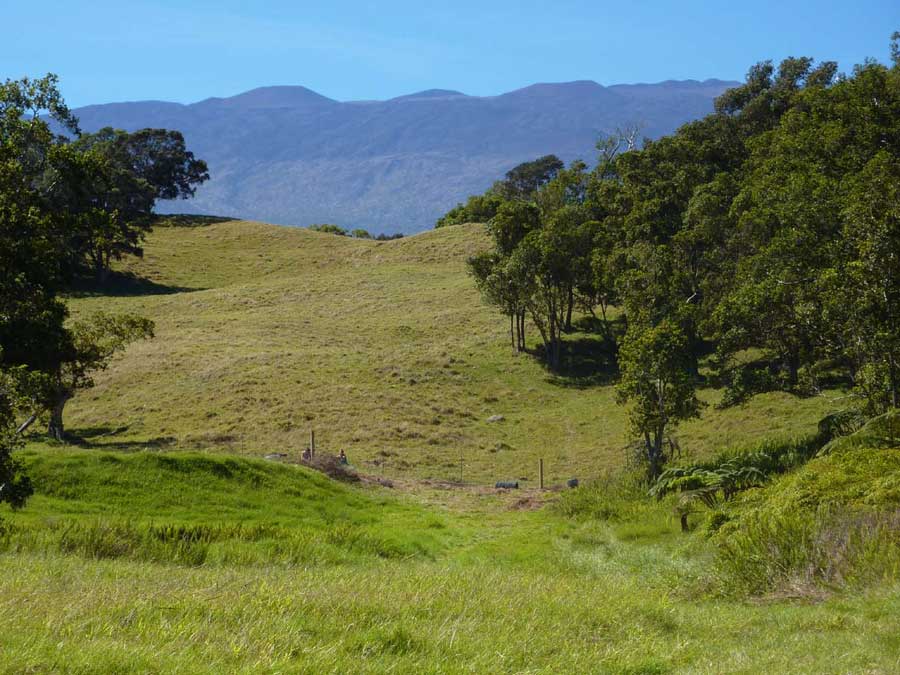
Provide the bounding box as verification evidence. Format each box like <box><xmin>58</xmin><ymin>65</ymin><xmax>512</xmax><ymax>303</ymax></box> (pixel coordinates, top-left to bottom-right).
<box><xmin>70</xmin><ymin>79</ymin><xmax>737</xmax><ymax>233</ymax></box>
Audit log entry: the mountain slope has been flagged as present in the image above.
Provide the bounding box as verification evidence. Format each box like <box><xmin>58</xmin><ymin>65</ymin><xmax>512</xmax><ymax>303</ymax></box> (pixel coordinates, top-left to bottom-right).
<box><xmin>69</xmin><ymin>79</ymin><xmax>737</xmax><ymax>233</ymax></box>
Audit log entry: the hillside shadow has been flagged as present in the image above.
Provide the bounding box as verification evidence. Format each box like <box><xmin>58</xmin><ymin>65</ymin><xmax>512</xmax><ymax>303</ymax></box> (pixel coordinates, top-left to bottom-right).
<box><xmin>32</xmin><ymin>425</ymin><xmax>178</xmax><ymax>452</ymax></box>
<box><xmin>538</xmin><ymin>337</ymin><xmax>620</xmax><ymax>389</ymax></box>
<box><xmin>67</xmin><ymin>271</ymin><xmax>202</xmax><ymax>298</ymax></box>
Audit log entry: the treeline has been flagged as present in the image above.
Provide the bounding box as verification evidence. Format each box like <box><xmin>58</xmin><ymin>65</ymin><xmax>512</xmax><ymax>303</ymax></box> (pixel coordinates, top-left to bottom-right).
<box><xmin>455</xmin><ymin>37</ymin><xmax>900</xmax><ymax>479</ymax></box>
<box><xmin>309</xmin><ymin>224</ymin><xmax>404</xmax><ymax>240</ymax></box>
<box><xmin>0</xmin><ymin>75</ymin><xmax>208</xmax><ymax>507</ymax></box>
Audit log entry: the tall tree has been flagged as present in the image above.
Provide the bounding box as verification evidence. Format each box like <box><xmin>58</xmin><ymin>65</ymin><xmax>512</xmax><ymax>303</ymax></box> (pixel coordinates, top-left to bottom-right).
<box><xmin>617</xmin><ymin>321</ymin><xmax>703</xmax><ymax>481</ymax></box>
<box><xmin>67</xmin><ymin>127</ymin><xmax>209</xmax><ymax>281</ymax></box>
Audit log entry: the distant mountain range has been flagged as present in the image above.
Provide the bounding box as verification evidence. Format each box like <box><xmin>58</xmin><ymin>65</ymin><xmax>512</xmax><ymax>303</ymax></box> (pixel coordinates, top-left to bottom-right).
<box><xmin>70</xmin><ymin>79</ymin><xmax>738</xmax><ymax>233</ymax></box>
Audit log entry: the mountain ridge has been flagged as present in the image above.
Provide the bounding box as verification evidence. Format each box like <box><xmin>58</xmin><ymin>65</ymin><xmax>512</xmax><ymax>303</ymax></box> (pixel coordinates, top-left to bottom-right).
<box><xmin>68</xmin><ymin>78</ymin><xmax>739</xmax><ymax>232</ymax></box>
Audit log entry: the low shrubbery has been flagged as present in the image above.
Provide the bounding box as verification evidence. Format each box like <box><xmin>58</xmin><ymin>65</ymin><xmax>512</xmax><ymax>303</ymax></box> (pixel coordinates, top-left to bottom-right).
<box><xmin>712</xmin><ymin>417</ymin><xmax>900</xmax><ymax>595</ymax></box>
<box><xmin>715</xmin><ymin>506</ymin><xmax>900</xmax><ymax>595</ymax></box>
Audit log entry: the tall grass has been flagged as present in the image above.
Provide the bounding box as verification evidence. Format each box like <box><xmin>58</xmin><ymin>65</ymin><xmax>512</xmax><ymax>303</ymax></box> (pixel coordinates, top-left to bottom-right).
<box><xmin>716</xmin><ymin>507</ymin><xmax>900</xmax><ymax>595</ymax></box>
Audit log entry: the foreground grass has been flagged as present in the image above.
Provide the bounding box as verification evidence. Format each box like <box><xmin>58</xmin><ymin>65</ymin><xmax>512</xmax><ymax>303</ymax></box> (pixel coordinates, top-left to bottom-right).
<box><xmin>3</xmin><ymin>553</ymin><xmax>899</xmax><ymax>674</ymax></box>
<box><xmin>2</xmin><ymin>450</ymin><xmax>899</xmax><ymax>673</ymax></box>
<box><xmin>33</xmin><ymin>219</ymin><xmax>840</xmax><ymax>485</ymax></box>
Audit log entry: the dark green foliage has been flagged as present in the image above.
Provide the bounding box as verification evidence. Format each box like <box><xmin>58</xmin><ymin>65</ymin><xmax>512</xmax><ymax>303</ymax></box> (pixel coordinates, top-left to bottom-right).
<box><xmin>435</xmin><ymin>192</ymin><xmax>503</xmax><ymax>228</ymax></box>
<box><xmin>0</xmin><ymin>372</ymin><xmax>33</xmax><ymax>509</ymax></box>
<box><xmin>457</xmin><ymin>37</ymin><xmax>900</xmax><ymax>466</ymax></box>
<box><xmin>309</xmin><ymin>223</ymin><xmax>349</xmax><ymax>236</ymax></box>
<box><xmin>496</xmin><ymin>154</ymin><xmax>564</xmax><ymax>200</ymax></box>
<box><xmin>58</xmin><ymin>127</ymin><xmax>208</xmax><ymax>281</ymax></box>
<box><xmin>435</xmin><ymin>155</ymin><xmax>563</xmax><ymax>228</ymax></box>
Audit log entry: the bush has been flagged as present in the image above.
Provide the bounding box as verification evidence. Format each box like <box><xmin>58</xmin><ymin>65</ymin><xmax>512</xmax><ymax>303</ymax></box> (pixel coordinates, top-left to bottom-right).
<box><xmin>309</xmin><ymin>224</ymin><xmax>348</xmax><ymax>236</ymax></box>
<box><xmin>713</xmin><ymin>437</ymin><xmax>900</xmax><ymax>595</ymax></box>
<box><xmin>715</xmin><ymin>507</ymin><xmax>900</xmax><ymax>595</ymax></box>
<box><xmin>435</xmin><ymin>193</ymin><xmax>503</xmax><ymax>228</ymax></box>
<box><xmin>555</xmin><ymin>471</ymin><xmax>662</xmax><ymax>522</ymax></box>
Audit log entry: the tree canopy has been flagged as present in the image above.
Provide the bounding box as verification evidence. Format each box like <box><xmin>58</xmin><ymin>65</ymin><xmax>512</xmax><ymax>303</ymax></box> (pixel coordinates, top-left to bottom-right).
<box><xmin>0</xmin><ymin>74</ymin><xmax>204</xmax><ymax>506</ymax></box>
<box><xmin>465</xmin><ymin>36</ymin><xmax>900</xmax><ymax>477</ymax></box>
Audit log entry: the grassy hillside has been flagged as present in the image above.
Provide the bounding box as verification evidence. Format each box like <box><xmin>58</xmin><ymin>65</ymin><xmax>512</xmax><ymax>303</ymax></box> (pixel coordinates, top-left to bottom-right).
<box><xmin>4</xmin><ymin>220</ymin><xmax>899</xmax><ymax>672</ymax></box>
<box><xmin>39</xmin><ymin>218</ymin><xmax>837</xmax><ymax>485</ymax></box>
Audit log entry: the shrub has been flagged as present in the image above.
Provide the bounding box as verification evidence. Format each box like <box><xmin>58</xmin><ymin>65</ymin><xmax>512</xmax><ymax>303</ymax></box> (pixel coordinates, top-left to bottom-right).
<box><xmin>715</xmin><ymin>507</ymin><xmax>900</xmax><ymax>595</ymax></box>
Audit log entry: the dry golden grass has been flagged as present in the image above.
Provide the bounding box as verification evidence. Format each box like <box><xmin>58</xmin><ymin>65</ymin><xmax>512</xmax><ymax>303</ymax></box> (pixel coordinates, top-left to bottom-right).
<box><xmin>45</xmin><ymin>219</ymin><xmax>840</xmax><ymax>485</ymax></box>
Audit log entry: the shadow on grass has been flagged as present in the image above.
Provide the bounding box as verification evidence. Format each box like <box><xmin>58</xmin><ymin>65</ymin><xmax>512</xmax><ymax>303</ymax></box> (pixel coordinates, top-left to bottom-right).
<box><xmin>537</xmin><ymin>336</ymin><xmax>620</xmax><ymax>389</ymax></box>
<box><xmin>32</xmin><ymin>425</ymin><xmax>178</xmax><ymax>452</ymax></box>
<box><xmin>67</xmin><ymin>271</ymin><xmax>203</xmax><ymax>298</ymax></box>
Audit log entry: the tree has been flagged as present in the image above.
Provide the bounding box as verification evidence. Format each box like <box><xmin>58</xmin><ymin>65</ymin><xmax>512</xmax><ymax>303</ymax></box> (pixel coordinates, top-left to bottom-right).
<box><xmin>66</xmin><ymin>127</ymin><xmax>209</xmax><ymax>281</ymax></box>
<box><xmin>0</xmin><ymin>368</ymin><xmax>33</xmax><ymax>509</ymax></box>
<box><xmin>0</xmin><ymin>74</ymin><xmax>80</xmax><ymax>380</ymax></box>
<box><xmin>44</xmin><ymin>313</ymin><xmax>154</xmax><ymax>441</ymax></box>
<box><xmin>497</xmin><ymin>155</ymin><xmax>564</xmax><ymax>200</ymax></box>
<box><xmin>841</xmin><ymin>151</ymin><xmax>900</xmax><ymax>411</ymax></box>
<box><xmin>309</xmin><ymin>223</ymin><xmax>348</xmax><ymax>236</ymax></box>
<box><xmin>435</xmin><ymin>192</ymin><xmax>503</xmax><ymax>228</ymax></box>
<box><xmin>435</xmin><ymin>155</ymin><xmax>562</xmax><ymax>228</ymax></box>
<box><xmin>617</xmin><ymin>321</ymin><xmax>703</xmax><ymax>481</ymax></box>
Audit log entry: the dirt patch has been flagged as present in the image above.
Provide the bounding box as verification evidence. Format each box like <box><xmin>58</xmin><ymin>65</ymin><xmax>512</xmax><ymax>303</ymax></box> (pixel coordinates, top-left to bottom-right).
<box><xmin>302</xmin><ymin>454</ymin><xmax>360</xmax><ymax>483</ymax></box>
<box><xmin>508</xmin><ymin>495</ymin><xmax>546</xmax><ymax>511</ymax></box>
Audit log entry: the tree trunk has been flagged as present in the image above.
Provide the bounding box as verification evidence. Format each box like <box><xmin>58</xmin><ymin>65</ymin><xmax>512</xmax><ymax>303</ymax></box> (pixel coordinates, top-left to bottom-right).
<box><xmin>16</xmin><ymin>413</ymin><xmax>38</xmax><ymax>436</ymax></box>
<box><xmin>889</xmin><ymin>352</ymin><xmax>898</xmax><ymax>409</ymax></box>
<box><xmin>787</xmin><ymin>351</ymin><xmax>800</xmax><ymax>387</ymax></box>
<box><xmin>47</xmin><ymin>393</ymin><xmax>72</xmax><ymax>442</ymax></box>
<box><xmin>680</xmin><ymin>512</ymin><xmax>689</xmax><ymax>532</ymax></box>
<box><xmin>565</xmin><ymin>286</ymin><xmax>574</xmax><ymax>332</ymax></box>
<box><xmin>94</xmin><ymin>254</ymin><xmax>110</xmax><ymax>284</ymax></box>
<box><xmin>517</xmin><ymin>310</ymin><xmax>526</xmax><ymax>352</ymax></box>
<box><xmin>509</xmin><ymin>313</ymin><xmax>515</xmax><ymax>352</ymax></box>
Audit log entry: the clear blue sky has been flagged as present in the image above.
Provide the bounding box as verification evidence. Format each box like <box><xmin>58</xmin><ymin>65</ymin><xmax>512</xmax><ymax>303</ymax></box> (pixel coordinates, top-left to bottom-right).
<box><xmin>3</xmin><ymin>0</ymin><xmax>898</xmax><ymax>107</ymax></box>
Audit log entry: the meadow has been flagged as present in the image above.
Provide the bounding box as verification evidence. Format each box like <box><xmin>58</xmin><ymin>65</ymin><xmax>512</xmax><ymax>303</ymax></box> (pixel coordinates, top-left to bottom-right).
<box><xmin>50</xmin><ymin>218</ymin><xmax>837</xmax><ymax>485</ymax></box>
<box><xmin>2</xmin><ymin>449</ymin><xmax>899</xmax><ymax>673</ymax></box>
<box><xmin>3</xmin><ymin>219</ymin><xmax>898</xmax><ymax>673</ymax></box>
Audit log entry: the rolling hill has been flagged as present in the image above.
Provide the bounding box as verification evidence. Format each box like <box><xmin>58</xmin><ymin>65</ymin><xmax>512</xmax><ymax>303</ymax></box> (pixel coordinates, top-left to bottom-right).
<box><xmin>6</xmin><ymin>217</ymin><xmax>899</xmax><ymax>673</ymax></box>
<box><xmin>69</xmin><ymin>79</ymin><xmax>737</xmax><ymax>233</ymax></box>
<box><xmin>52</xmin><ymin>218</ymin><xmax>837</xmax><ymax>486</ymax></box>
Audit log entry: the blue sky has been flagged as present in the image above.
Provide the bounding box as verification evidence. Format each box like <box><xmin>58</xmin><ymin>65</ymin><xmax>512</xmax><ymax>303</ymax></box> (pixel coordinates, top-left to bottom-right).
<box><xmin>3</xmin><ymin>1</ymin><xmax>898</xmax><ymax>107</ymax></box>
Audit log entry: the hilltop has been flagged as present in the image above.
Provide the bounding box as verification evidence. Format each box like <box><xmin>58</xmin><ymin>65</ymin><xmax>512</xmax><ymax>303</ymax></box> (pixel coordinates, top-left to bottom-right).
<box><xmin>51</xmin><ymin>218</ymin><xmax>837</xmax><ymax>486</ymax></box>
<box><xmin>68</xmin><ymin>79</ymin><xmax>737</xmax><ymax>232</ymax></box>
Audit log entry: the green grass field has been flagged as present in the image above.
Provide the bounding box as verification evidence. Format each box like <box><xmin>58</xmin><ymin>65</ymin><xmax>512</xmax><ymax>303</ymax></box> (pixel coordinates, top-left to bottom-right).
<box><xmin>2</xmin><ymin>449</ymin><xmax>899</xmax><ymax>673</ymax></box>
<box><xmin>4</xmin><ymin>218</ymin><xmax>897</xmax><ymax>673</ymax></box>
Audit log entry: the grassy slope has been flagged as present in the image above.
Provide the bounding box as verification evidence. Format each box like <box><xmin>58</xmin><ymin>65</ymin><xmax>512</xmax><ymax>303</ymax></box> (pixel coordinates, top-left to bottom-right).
<box><xmin>41</xmin><ymin>219</ymin><xmax>837</xmax><ymax>485</ymax></box>
<box><xmin>2</xmin><ymin>450</ymin><xmax>899</xmax><ymax>673</ymax></box>
<box><xmin>7</xmin><ymin>219</ymin><xmax>896</xmax><ymax>672</ymax></box>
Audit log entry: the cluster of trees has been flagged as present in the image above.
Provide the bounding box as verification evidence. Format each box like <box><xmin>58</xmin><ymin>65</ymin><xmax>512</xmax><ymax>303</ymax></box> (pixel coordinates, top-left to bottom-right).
<box><xmin>1</xmin><ymin>74</ymin><xmax>207</xmax><ymax>507</ymax></box>
<box><xmin>461</xmin><ymin>37</ymin><xmax>900</xmax><ymax>480</ymax></box>
<box><xmin>309</xmin><ymin>224</ymin><xmax>404</xmax><ymax>240</ymax></box>
<box><xmin>435</xmin><ymin>155</ymin><xmax>564</xmax><ymax>228</ymax></box>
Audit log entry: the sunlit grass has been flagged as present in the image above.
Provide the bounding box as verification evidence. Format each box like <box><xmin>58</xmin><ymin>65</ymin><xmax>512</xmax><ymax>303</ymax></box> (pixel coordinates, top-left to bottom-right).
<box><xmin>26</xmin><ymin>219</ymin><xmax>840</xmax><ymax>487</ymax></box>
